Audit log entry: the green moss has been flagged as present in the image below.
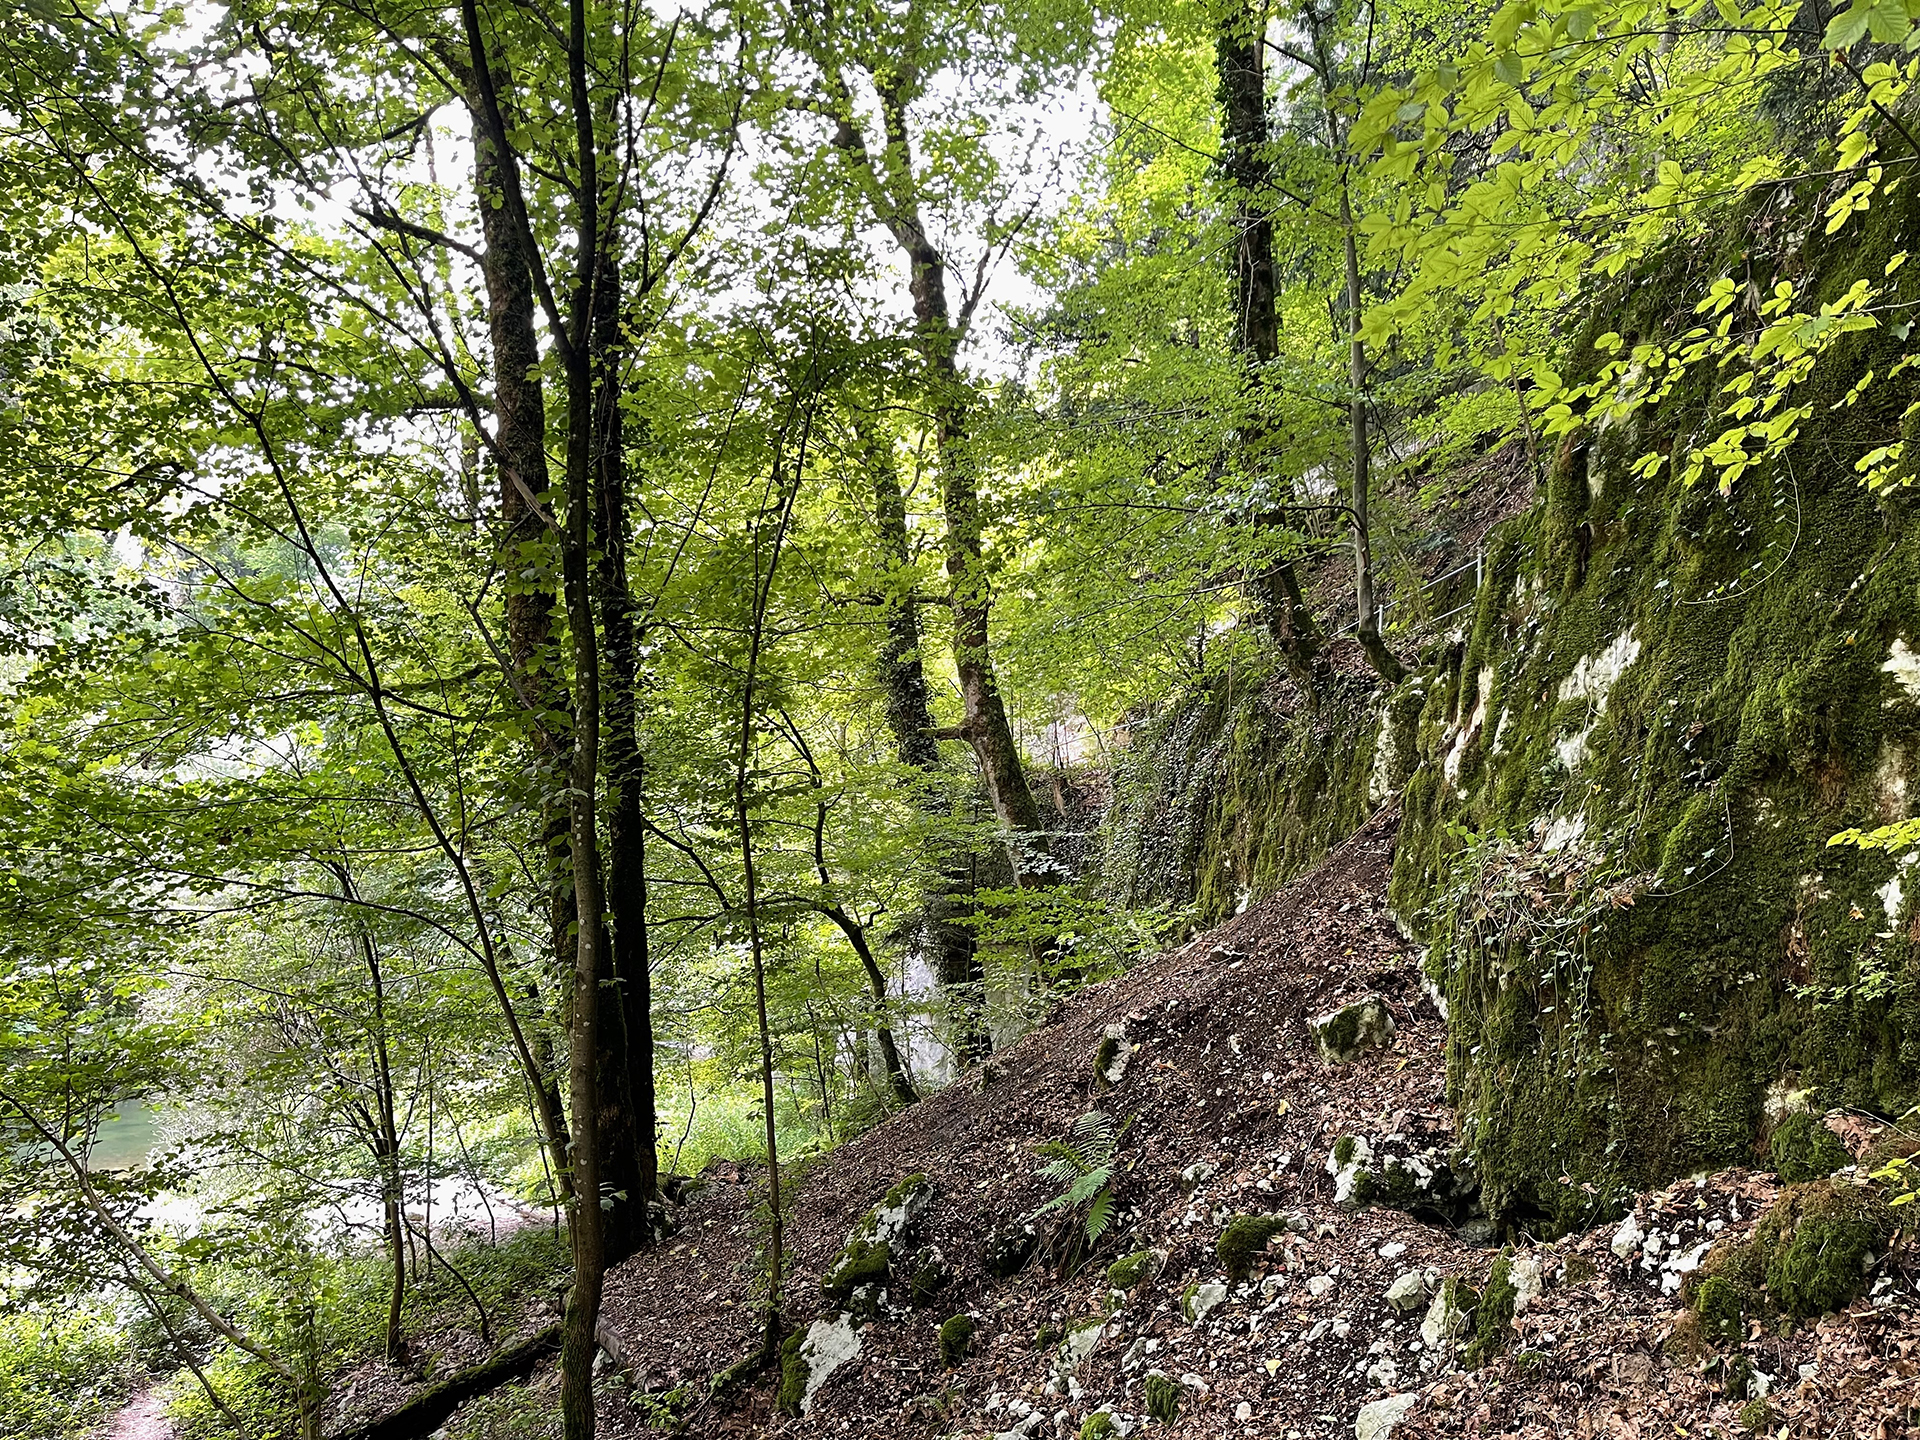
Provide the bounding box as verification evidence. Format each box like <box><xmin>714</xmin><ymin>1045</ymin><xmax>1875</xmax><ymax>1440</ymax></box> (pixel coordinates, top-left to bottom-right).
<box><xmin>1102</xmin><ymin>665</ymin><xmax>1385</xmax><ymax>931</ymax></box>
<box><xmin>1178</xmin><ymin>1282</ymin><xmax>1200</xmax><ymax>1321</ymax></box>
<box><xmin>1216</xmin><ymin>1215</ymin><xmax>1288</xmax><ymax>1281</ymax></box>
<box><xmin>937</xmin><ymin>1314</ymin><xmax>974</xmax><ymax>1368</ymax></box>
<box><xmin>880</xmin><ymin>1172</ymin><xmax>930</xmax><ymax>1211</ymax></box>
<box><xmin>1561</xmin><ymin>1253</ymin><xmax>1597</xmax><ymax>1286</ymax></box>
<box><xmin>1033</xmin><ymin>1324</ymin><xmax>1062</xmax><ymax>1351</ymax></box>
<box><xmin>1739</xmin><ymin>1398</ymin><xmax>1774</xmax><ymax>1432</ymax></box>
<box><xmin>1319</xmin><ymin>1006</ymin><xmax>1362</xmax><ymax>1058</ymax></box>
<box><xmin>1693</xmin><ymin>1275</ymin><xmax>1746</xmax><ymax>1344</ymax></box>
<box><xmin>1462</xmin><ymin>1254</ymin><xmax>1518</xmax><ymax>1370</ymax></box>
<box><xmin>1080</xmin><ymin>1414</ymin><xmax>1118</xmax><ymax>1440</ymax></box>
<box><xmin>1757</xmin><ymin>1181</ymin><xmax>1895</xmax><ymax>1318</ymax></box>
<box><xmin>774</xmin><ymin>1332</ymin><xmax>806</xmax><ymax>1415</ymax></box>
<box><xmin>1769</xmin><ymin>1113</ymin><xmax>1852</xmax><ymax>1182</ymax></box>
<box><xmin>1105</xmin><ymin>1249</ymin><xmax>1159</xmax><ymax>1291</ymax></box>
<box><xmin>1142</xmin><ymin>1372</ymin><xmax>1182</xmax><ymax>1424</ymax></box>
<box><xmin>1092</xmin><ymin>1035</ymin><xmax>1121</xmax><ymax>1088</ymax></box>
<box><xmin>1722</xmin><ymin>1354</ymin><xmax>1758</xmax><ymax>1401</ymax></box>
<box><xmin>1332</xmin><ymin>1135</ymin><xmax>1358</xmax><ymax>1168</ymax></box>
<box><xmin>1386</xmin><ymin>175</ymin><xmax>1920</xmax><ymax>1231</ymax></box>
<box><xmin>820</xmin><ymin>1238</ymin><xmax>891</xmax><ymax>1311</ymax></box>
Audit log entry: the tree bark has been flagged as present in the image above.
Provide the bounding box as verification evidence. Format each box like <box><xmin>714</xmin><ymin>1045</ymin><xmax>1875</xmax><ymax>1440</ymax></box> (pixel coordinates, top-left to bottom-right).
<box><xmin>1216</xmin><ymin>0</ymin><xmax>1327</xmax><ymax>691</ymax></box>
<box><xmin>864</xmin><ymin>431</ymin><xmax>991</xmax><ymax>1062</ymax></box>
<box><xmin>826</xmin><ymin>74</ymin><xmax>1066</xmax><ymax>944</ymax></box>
<box><xmin>592</xmin><ymin>240</ymin><xmax>658</xmax><ymax>1264</ymax></box>
<box><xmin>469</xmin><ymin>88</ymin><xmax>576</xmax><ymax>1200</ymax></box>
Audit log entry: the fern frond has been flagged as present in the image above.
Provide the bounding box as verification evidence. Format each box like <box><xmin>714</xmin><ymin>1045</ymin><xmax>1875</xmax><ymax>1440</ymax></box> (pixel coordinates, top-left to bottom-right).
<box><xmin>1084</xmin><ymin>1188</ymin><xmax>1115</xmax><ymax>1242</ymax></box>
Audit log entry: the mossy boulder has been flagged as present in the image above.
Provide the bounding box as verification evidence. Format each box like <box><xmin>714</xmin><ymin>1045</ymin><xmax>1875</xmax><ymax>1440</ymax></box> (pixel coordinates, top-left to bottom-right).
<box><xmin>983</xmin><ymin>1221</ymin><xmax>1039</xmax><ymax>1278</ymax></box>
<box><xmin>1420</xmin><ymin>1277</ymin><xmax>1479</xmax><ymax>1351</ymax></box>
<box><xmin>1693</xmin><ymin>1275</ymin><xmax>1747</xmax><ymax>1343</ymax></box>
<box><xmin>1216</xmin><ymin>1214</ymin><xmax>1288</xmax><ymax>1281</ymax></box>
<box><xmin>775</xmin><ymin>1332</ymin><xmax>807</xmax><ymax>1415</ymax></box>
<box><xmin>1142</xmin><ymin>1371</ymin><xmax>1181</xmax><ymax>1424</ymax></box>
<box><xmin>1769</xmin><ymin>1113</ymin><xmax>1851</xmax><ymax>1182</ymax></box>
<box><xmin>1311</xmin><ymin>997</ymin><xmax>1395</xmax><ymax>1064</ymax></box>
<box><xmin>1756</xmin><ymin>1181</ymin><xmax>1895</xmax><ymax>1318</ymax></box>
<box><xmin>1461</xmin><ymin>1254</ymin><xmax>1517</xmax><ymax>1369</ymax></box>
<box><xmin>908</xmin><ymin>1252</ymin><xmax>951</xmax><ymax>1307</ymax></box>
<box><xmin>1105</xmin><ymin>1248</ymin><xmax>1161</xmax><ymax>1291</ymax></box>
<box><xmin>1093</xmin><ymin>1025</ymin><xmax>1131</xmax><ymax>1088</ymax></box>
<box><xmin>851</xmin><ymin>1172</ymin><xmax>932</xmax><ymax>1247</ymax></box>
<box><xmin>937</xmin><ymin>1313</ymin><xmax>974</xmax><ymax>1367</ymax></box>
<box><xmin>820</xmin><ymin>1237</ymin><xmax>891</xmax><ymax>1312</ymax></box>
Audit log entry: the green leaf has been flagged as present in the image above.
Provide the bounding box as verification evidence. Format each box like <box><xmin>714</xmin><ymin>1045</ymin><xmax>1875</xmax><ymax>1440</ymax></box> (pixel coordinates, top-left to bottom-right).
<box><xmin>1824</xmin><ymin>0</ymin><xmax>1875</xmax><ymax>48</ymax></box>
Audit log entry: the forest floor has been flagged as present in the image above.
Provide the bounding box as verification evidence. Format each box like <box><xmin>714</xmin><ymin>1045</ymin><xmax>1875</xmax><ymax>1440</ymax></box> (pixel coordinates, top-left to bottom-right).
<box><xmin>579</xmin><ymin>807</ymin><xmax>1919</xmax><ymax>1440</ymax></box>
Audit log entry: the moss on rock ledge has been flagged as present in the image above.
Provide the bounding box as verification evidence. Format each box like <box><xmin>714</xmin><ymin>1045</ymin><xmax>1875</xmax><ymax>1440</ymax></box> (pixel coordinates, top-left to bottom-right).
<box><xmin>1388</xmin><ymin>179</ymin><xmax>1920</xmax><ymax>1233</ymax></box>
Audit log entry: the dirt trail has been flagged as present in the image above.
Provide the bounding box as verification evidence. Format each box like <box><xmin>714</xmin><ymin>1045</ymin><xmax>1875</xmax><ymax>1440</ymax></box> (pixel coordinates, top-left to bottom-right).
<box><xmin>103</xmin><ymin>1386</ymin><xmax>172</xmax><ymax>1440</ymax></box>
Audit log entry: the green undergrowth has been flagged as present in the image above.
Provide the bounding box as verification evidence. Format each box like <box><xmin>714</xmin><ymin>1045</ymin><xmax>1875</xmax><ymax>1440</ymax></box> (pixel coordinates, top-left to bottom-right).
<box><xmin>0</xmin><ymin>1305</ymin><xmax>134</xmax><ymax>1440</ymax></box>
<box><xmin>1389</xmin><ymin>174</ymin><xmax>1920</xmax><ymax>1232</ymax></box>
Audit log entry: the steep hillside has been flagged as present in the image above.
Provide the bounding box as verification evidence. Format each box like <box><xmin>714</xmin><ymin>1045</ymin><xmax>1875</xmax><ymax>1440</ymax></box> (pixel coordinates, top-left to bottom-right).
<box><xmin>593</xmin><ymin>815</ymin><xmax>1918</xmax><ymax>1440</ymax></box>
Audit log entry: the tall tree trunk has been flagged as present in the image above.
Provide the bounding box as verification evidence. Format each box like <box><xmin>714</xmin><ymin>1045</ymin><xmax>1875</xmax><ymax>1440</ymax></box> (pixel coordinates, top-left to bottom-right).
<box><xmin>1217</xmin><ymin>0</ymin><xmax>1326</xmax><ymax>690</ymax></box>
<box><xmin>864</xmin><ymin>431</ymin><xmax>991</xmax><ymax>1062</ymax></box>
<box><xmin>470</xmin><ymin>93</ymin><xmax>576</xmax><ymax>1200</ymax></box>
<box><xmin>592</xmin><ymin>241</ymin><xmax>657</xmax><ymax>1264</ymax></box>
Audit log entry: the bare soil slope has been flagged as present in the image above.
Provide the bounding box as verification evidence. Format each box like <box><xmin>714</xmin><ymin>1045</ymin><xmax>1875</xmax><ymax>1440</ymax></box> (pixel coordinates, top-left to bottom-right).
<box><xmin>596</xmin><ymin>810</ymin><xmax>1919</xmax><ymax>1440</ymax></box>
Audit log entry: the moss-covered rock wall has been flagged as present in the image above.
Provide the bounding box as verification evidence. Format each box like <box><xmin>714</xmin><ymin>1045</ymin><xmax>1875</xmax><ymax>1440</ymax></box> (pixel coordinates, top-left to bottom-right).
<box><xmin>1391</xmin><ymin>180</ymin><xmax>1920</xmax><ymax>1232</ymax></box>
<box><xmin>1102</xmin><ymin>662</ymin><xmax>1402</xmax><ymax>930</ymax></box>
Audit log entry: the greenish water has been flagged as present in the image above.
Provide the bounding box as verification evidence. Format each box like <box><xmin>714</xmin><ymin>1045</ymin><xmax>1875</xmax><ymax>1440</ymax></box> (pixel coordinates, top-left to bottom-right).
<box><xmin>88</xmin><ymin>1101</ymin><xmax>161</xmax><ymax>1170</ymax></box>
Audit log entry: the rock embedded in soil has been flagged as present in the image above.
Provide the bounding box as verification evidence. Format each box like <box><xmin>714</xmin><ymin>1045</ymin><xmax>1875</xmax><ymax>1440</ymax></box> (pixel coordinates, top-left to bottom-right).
<box><xmin>1354</xmin><ymin>1391</ymin><xmax>1418</xmax><ymax>1440</ymax></box>
<box><xmin>1311</xmin><ymin>996</ymin><xmax>1395</xmax><ymax>1064</ymax></box>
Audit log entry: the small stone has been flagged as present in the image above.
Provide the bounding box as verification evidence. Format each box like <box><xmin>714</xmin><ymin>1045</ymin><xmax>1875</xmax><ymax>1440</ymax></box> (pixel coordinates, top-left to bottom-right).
<box><xmin>1385</xmin><ymin>1272</ymin><xmax>1427</xmax><ymax>1315</ymax></box>
<box><xmin>1377</xmin><ymin>1241</ymin><xmax>1407</xmax><ymax>1260</ymax></box>
<box><xmin>1508</xmin><ymin>1255</ymin><xmax>1544</xmax><ymax>1314</ymax></box>
<box><xmin>1354</xmin><ymin>1392</ymin><xmax>1417</xmax><ymax>1440</ymax></box>
<box><xmin>1611</xmin><ymin>1213</ymin><xmax>1643</xmax><ymax>1260</ymax></box>
<box><xmin>1420</xmin><ymin>1284</ymin><xmax>1473</xmax><ymax>1349</ymax></box>
<box><xmin>1184</xmin><ymin>1281</ymin><xmax>1229</xmax><ymax>1323</ymax></box>
<box><xmin>1235</xmin><ymin>1401</ymin><xmax>1254</xmax><ymax>1421</ymax></box>
<box><xmin>1307</xmin><ymin>1275</ymin><xmax>1335</xmax><ymax>1297</ymax></box>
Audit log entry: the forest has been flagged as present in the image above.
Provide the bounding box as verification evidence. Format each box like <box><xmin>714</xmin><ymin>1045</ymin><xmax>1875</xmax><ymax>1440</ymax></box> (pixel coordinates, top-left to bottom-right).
<box><xmin>3</xmin><ymin>0</ymin><xmax>1920</xmax><ymax>1435</ymax></box>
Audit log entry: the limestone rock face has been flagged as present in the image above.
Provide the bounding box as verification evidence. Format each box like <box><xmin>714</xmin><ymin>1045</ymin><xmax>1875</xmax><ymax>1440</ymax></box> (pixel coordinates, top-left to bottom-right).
<box><xmin>1311</xmin><ymin>998</ymin><xmax>1395</xmax><ymax>1064</ymax></box>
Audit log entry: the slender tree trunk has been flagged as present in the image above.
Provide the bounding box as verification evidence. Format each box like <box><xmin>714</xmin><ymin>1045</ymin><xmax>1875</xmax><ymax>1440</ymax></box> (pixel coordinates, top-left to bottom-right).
<box><xmin>864</xmin><ymin>432</ymin><xmax>991</xmax><ymax>1062</ymax></box>
<box><xmin>848</xmin><ymin>87</ymin><xmax>1064</xmax><ymax>925</ymax></box>
<box><xmin>1217</xmin><ymin>1</ymin><xmax>1326</xmax><ymax>690</ymax></box>
<box><xmin>591</xmin><ymin>239</ymin><xmax>656</xmax><ymax>1266</ymax></box>
<box><xmin>1304</xmin><ymin>6</ymin><xmax>1405</xmax><ymax>686</ymax></box>
<box><xmin>470</xmin><ymin>94</ymin><xmax>576</xmax><ymax>1199</ymax></box>
<box><xmin>1338</xmin><ymin>194</ymin><xmax>1405</xmax><ymax>685</ymax></box>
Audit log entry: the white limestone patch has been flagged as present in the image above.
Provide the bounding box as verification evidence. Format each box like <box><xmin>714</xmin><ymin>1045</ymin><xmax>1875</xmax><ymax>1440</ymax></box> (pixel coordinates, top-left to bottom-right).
<box><xmin>1542</xmin><ymin>812</ymin><xmax>1587</xmax><ymax>852</ymax></box>
<box><xmin>1561</xmin><ymin>629</ymin><xmax>1642</xmax><ymax>709</ymax></box>
<box><xmin>1882</xmin><ymin>638</ymin><xmax>1920</xmax><ymax>699</ymax></box>
<box><xmin>1443</xmin><ymin>667</ymin><xmax>1495</xmax><ymax>788</ymax></box>
<box><xmin>1355</xmin><ymin>1393</ymin><xmax>1417</xmax><ymax>1440</ymax></box>
<box><xmin>797</xmin><ymin>1313</ymin><xmax>862</xmax><ymax>1415</ymax></box>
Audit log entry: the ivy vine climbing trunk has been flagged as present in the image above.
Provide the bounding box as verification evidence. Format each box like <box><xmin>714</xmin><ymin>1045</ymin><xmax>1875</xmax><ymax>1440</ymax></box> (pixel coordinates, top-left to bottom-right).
<box><xmin>591</xmin><ymin>240</ymin><xmax>658</xmax><ymax>1265</ymax></box>
<box><xmin>469</xmin><ymin>80</ymin><xmax>577</xmax><ymax>1202</ymax></box>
